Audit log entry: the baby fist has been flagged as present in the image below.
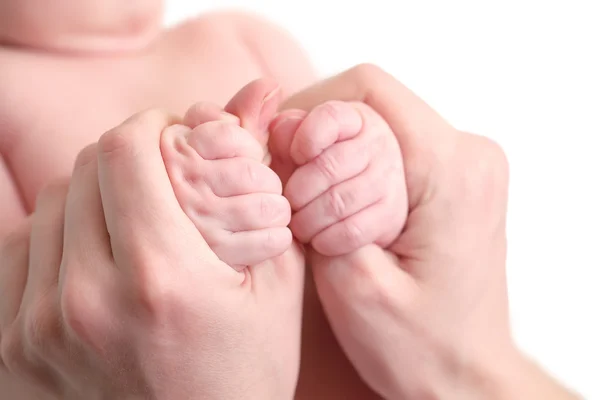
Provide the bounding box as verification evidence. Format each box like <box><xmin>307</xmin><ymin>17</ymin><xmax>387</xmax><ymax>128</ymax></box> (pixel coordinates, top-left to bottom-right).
<box><xmin>270</xmin><ymin>101</ymin><xmax>408</xmax><ymax>256</ymax></box>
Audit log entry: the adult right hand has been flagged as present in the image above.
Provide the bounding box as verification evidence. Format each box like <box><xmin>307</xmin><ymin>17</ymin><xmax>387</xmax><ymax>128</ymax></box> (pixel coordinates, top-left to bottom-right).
<box><xmin>277</xmin><ymin>64</ymin><xmax>579</xmax><ymax>400</ymax></box>
<box><xmin>0</xmin><ymin>108</ymin><xmax>305</xmax><ymax>399</ymax></box>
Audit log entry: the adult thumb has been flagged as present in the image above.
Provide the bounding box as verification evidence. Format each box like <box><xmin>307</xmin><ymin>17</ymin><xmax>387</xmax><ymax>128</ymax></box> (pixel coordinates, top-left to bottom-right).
<box><xmin>310</xmin><ymin>245</ymin><xmax>416</xmax><ymax>318</ymax></box>
<box><xmin>224</xmin><ymin>78</ymin><xmax>282</xmax><ymax>147</ymax></box>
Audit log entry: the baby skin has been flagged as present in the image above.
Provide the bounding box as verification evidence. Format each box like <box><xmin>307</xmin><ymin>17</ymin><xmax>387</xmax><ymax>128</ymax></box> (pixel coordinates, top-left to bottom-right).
<box><xmin>161</xmin><ymin>79</ymin><xmax>294</xmax><ymax>269</ymax></box>
<box><xmin>162</xmin><ymin>78</ymin><xmax>407</xmax><ymax>283</ymax></box>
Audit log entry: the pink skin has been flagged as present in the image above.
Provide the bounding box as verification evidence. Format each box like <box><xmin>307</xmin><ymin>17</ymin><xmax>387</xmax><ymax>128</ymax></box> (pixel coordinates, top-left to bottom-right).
<box><xmin>269</xmin><ymin>101</ymin><xmax>408</xmax><ymax>256</ymax></box>
<box><xmin>161</xmin><ymin>80</ymin><xmax>293</xmax><ymax>269</ymax></box>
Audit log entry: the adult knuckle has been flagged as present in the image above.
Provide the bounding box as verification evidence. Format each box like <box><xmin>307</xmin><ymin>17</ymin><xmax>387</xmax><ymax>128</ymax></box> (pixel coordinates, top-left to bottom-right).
<box><xmin>349</xmin><ymin>63</ymin><xmax>388</xmax><ymax>89</ymax></box>
<box><xmin>349</xmin><ymin>260</ymin><xmax>388</xmax><ymax>301</ymax></box>
<box><xmin>462</xmin><ymin>134</ymin><xmax>510</xmax><ymax>192</ymax></box>
<box><xmin>131</xmin><ymin>259</ymin><xmax>184</xmax><ymax>324</ymax></box>
<box><xmin>98</xmin><ymin>108</ymin><xmax>166</xmax><ymax>156</ymax></box>
<box><xmin>23</xmin><ymin>298</ymin><xmax>61</xmax><ymax>358</ymax></box>
<box><xmin>60</xmin><ymin>272</ymin><xmax>95</xmax><ymax>341</ymax></box>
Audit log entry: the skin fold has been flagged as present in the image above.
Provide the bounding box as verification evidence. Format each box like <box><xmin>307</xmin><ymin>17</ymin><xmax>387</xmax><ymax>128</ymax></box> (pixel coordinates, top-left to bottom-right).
<box><xmin>0</xmin><ymin>1</ymin><xmax>581</xmax><ymax>399</ymax></box>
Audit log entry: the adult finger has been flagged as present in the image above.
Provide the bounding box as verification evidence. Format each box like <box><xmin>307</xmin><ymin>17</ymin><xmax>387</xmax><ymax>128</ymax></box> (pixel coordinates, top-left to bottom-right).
<box><xmin>268</xmin><ymin>110</ymin><xmax>305</xmax><ymax>186</ymax></box>
<box><xmin>0</xmin><ymin>221</ymin><xmax>31</xmax><ymax>333</ymax></box>
<box><xmin>183</xmin><ymin>102</ymin><xmax>240</xmax><ymax>127</ymax></box>
<box><xmin>97</xmin><ymin>109</ymin><xmax>217</xmax><ymax>269</ymax></box>
<box><xmin>21</xmin><ymin>182</ymin><xmax>68</xmax><ymax>304</ymax></box>
<box><xmin>224</xmin><ymin>78</ymin><xmax>282</xmax><ymax>146</ymax></box>
<box><xmin>60</xmin><ymin>145</ymin><xmax>112</xmax><ymax>285</ymax></box>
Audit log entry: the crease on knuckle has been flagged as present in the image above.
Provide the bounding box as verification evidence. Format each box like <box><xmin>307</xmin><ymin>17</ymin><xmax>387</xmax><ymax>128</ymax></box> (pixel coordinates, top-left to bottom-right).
<box><xmin>262</xmin><ymin>228</ymin><xmax>288</xmax><ymax>255</ymax></box>
<box><xmin>314</xmin><ymin>151</ymin><xmax>341</xmax><ymax>182</ymax></box>
<box><xmin>318</xmin><ymin>101</ymin><xmax>345</xmax><ymax>125</ymax></box>
<box><xmin>340</xmin><ymin>219</ymin><xmax>365</xmax><ymax>249</ymax></box>
<box><xmin>259</xmin><ymin>195</ymin><xmax>279</xmax><ymax>224</ymax></box>
<box><xmin>242</xmin><ymin>160</ymin><xmax>259</xmax><ymax>186</ymax></box>
<box><xmin>326</xmin><ymin>188</ymin><xmax>349</xmax><ymax>219</ymax></box>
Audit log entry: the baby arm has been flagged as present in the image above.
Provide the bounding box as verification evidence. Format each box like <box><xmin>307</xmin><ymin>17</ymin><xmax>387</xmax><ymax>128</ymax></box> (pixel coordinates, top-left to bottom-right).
<box><xmin>270</xmin><ymin>101</ymin><xmax>408</xmax><ymax>256</ymax></box>
<box><xmin>161</xmin><ymin>80</ymin><xmax>293</xmax><ymax>269</ymax></box>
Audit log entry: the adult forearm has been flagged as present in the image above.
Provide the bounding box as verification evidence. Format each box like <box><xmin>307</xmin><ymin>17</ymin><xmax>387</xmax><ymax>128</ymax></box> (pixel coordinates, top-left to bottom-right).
<box><xmin>426</xmin><ymin>348</ymin><xmax>581</xmax><ymax>400</ymax></box>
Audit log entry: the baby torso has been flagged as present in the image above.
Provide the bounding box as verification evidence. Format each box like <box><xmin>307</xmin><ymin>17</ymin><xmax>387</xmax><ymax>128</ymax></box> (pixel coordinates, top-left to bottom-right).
<box><xmin>0</xmin><ymin>19</ymin><xmax>261</xmax><ymax>211</ymax></box>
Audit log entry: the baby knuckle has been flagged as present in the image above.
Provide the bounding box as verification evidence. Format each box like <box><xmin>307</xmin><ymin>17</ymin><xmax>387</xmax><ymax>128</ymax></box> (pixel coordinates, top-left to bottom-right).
<box><xmin>340</xmin><ymin>220</ymin><xmax>365</xmax><ymax>249</ymax></box>
<box><xmin>263</xmin><ymin>228</ymin><xmax>291</xmax><ymax>254</ymax></box>
<box><xmin>258</xmin><ymin>195</ymin><xmax>280</xmax><ymax>224</ymax></box>
<box><xmin>315</xmin><ymin>101</ymin><xmax>349</xmax><ymax>127</ymax></box>
<box><xmin>241</xmin><ymin>160</ymin><xmax>260</xmax><ymax>186</ymax></box>
<box><xmin>314</xmin><ymin>151</ymin><xmax>342</xmax><ymax>182</ymax></box>
<box><xmin>326</xmin><ymin>189</ymin><xmax>350</xmax><ymax>219</ymax></box>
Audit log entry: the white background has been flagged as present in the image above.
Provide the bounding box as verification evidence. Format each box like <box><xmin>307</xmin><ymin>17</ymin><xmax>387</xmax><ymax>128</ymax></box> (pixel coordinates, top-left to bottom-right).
<box><xmin>166</xmin><ymin>1</ymin><xmax>599</xmax><ymax>397</ymax></box>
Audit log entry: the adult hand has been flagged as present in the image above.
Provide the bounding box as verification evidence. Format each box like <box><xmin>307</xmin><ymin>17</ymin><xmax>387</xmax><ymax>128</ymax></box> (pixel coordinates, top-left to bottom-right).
<box><xmin>0</xmin><ymin>107</ymin><xmax>304</xmax><ymax>399</ymax></box>
<box><xmin>276</xmin><ymin>64</ymin><xmax>578</xmax><ymax>399</ymax></box>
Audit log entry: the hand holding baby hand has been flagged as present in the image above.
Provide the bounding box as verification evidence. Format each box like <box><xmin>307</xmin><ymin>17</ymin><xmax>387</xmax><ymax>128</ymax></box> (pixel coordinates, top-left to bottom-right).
<box><xmin>270</xmin><ymin>101</ymin><xmax>407</xmax><ymax>256</ymax></box>
<box><xmin>162</xmin><ymin>79</ymin><xmax>293</xmax><ymax>269</ymax></box>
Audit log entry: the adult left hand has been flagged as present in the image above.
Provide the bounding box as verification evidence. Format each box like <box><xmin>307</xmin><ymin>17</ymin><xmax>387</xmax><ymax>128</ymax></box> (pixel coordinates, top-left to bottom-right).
<box><xmin>0</xmin><ymin>103</ymin><xmax>305</xmax><ymax>399</ymax></box>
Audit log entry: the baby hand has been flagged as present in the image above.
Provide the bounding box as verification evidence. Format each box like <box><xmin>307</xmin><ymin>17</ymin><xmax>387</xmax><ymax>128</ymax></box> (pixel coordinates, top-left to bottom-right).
<box><xmin>270</xmin><ymin>101</ymin><xmax>408</xmax><ymax>256</ymax></box>
<box><xmin>161</xmin><ymin>81</ymin><xmax>293</xmax><ymax>269</ymax></box>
